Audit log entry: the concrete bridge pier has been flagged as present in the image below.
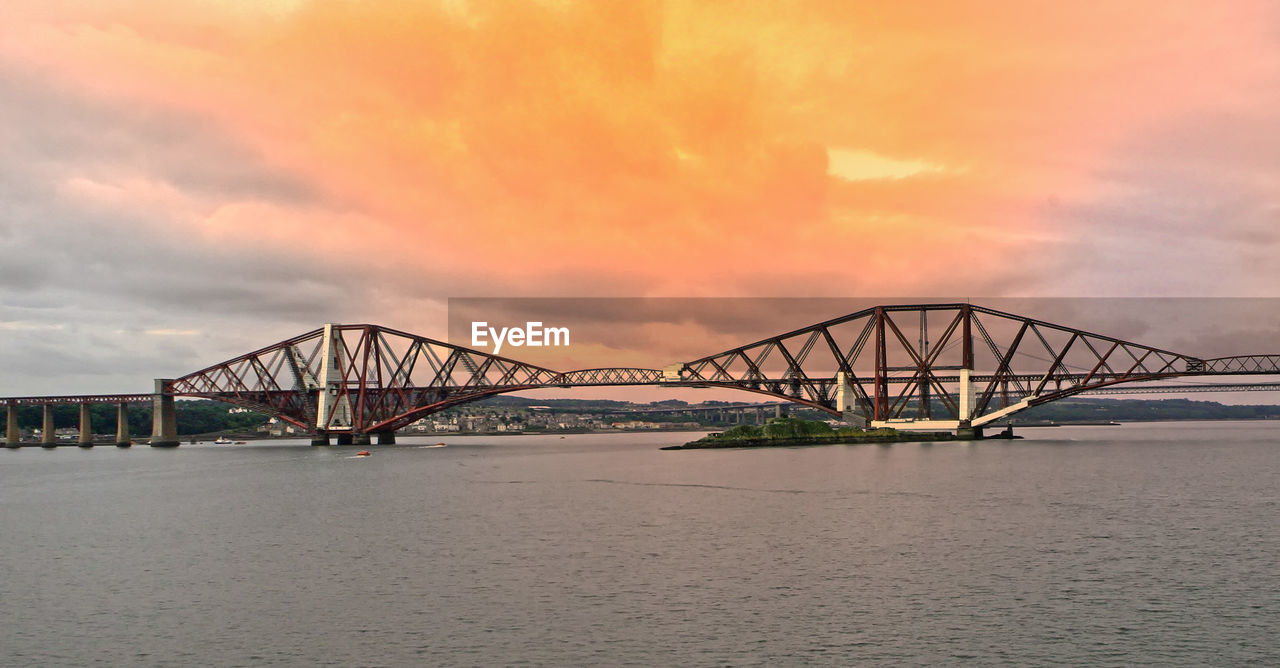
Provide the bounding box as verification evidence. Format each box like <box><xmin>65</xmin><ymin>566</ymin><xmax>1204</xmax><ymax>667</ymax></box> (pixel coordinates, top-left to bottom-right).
<box><xmin>150</xmin><ymin>379</ymin><xmax>180</xmax><ymax>448</ymax></box>
<box><xmin>116</xmin><ymin>403</ymin><xmax>131</xmax><ymax>447</ymax></box>
<box><xmin>376</xmin><ymin>432</ymin><xmax>395</xmax><ymax>445</ymax></box>
<box><xmin>6</xmin><ymin>402</ymin><xmax>18</xmax><ymax>448</ymax></box>
<box><xmin>835</xmin><ymin>371</ymin><xmax>868</xmax><ymax>428</ymax></box>
<box><xmin>335</xmin><ymin>432</ymin><xmax>353</xmax><ymax>446</ymax></box>
<box><xmin>352</xmin><ymin>433</ymin><xmax>372</xmax><ymax>446</ymax></box>
<box><xmin>78</xmin><ymin>404</ymin><xmax>93</xmax><ymax>447</ymax></box>
<box><xmin>956</xmin><ymin>421</ymin><xmax>983</xmax><ymax>440</ymax></box>
<box><xmin>310</xmin><ymin>432</ymin><xmax>331</xmax><ymax>446</ymax></box>
<box><xmin>41</xmin><ymin>405</ymin><xmax>56</xmax><ymax>448</ymax></box>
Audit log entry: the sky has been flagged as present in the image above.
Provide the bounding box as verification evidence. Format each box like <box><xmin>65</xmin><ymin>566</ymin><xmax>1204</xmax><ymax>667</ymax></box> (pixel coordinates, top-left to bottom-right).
<box><xmin>2</xmin><ymin>1</ymin><xmax>1280</xmax><ymax>396</ymax></box>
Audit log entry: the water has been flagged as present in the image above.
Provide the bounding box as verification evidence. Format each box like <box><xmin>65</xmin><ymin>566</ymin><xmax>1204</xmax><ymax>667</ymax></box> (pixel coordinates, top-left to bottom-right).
<box><xmin>2</xmin><ymin>422</ymin><xmax>1277</xmax><ymax>666</ymax></box>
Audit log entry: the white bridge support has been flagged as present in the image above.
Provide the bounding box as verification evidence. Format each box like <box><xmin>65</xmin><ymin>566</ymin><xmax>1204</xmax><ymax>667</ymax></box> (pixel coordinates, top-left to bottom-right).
<box><xmin>872</xmin><ymin>418</ymin><xmax>962</xmax><ymax>431</ymax></box>
<box><xmin>971</xmin><ymin>398</ymin><xmax>1034</xmax><ymax>428</ymax></box>
<box><xmin>955</xmin><ymin>366</ymin><xmax>980</xmax><ymax>439</ymax></box>
<box><xmin>869</xmin><ymin>366</ymin><xmax>1034</xmax><ymax>437</ymax></box>
<box><xmin>836</xmin><ymin>372</ymin><xmax>867</xmax><ymax>428</ymax></box>
<box><xmin>959</xmin><ymin>368</ymin><xmax>974</xmax><ymax>423</ymax></box>
<box><xmin>315</xmin><ymin>324</ymin><xmax>353</xmax><ymax>433</ymax></box>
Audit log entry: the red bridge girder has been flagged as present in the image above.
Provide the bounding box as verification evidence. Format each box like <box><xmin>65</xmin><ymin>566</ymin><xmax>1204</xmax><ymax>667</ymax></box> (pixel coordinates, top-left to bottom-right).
<box><xmin>9</xmin><ymin>304</ymin><xmax>1280</xmax><ymax>433</ymax></box>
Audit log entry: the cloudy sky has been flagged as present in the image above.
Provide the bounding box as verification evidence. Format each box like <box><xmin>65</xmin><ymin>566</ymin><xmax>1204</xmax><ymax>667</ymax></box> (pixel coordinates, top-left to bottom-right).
<box><xmin>2</xmin><ymin>1</ymin><xmax>1279</xmax><ymax>395</ymax></box>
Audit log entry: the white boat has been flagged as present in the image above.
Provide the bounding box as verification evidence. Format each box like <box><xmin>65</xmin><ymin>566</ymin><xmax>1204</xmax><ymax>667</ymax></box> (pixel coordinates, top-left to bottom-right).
<box><xmin>214</xmin><ymin>437</ymin><xmax>234</xmax><ymax>445</ymax></box>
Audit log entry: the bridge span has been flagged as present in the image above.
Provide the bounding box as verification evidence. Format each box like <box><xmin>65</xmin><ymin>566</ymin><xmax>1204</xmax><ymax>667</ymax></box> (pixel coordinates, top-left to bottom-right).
<box><xmin>6</xmin><ymin>303</ymin><xmax>1280</xmax><ymax>446</ymax></box>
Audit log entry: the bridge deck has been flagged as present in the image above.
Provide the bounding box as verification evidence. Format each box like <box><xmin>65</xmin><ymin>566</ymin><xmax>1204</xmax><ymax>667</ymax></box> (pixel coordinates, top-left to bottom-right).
<box><xmin>3</xmin><ymin>394</ymin><xmax>153</xmax><ymax>405</ymax></box>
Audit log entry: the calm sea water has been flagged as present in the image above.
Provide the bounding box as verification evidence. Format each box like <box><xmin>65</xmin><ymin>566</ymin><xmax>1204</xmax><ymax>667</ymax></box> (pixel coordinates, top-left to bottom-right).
<box><xmin>2</xmin><ymin>422</ymin><xmax>1277</xmax><ymax>666</ymax></box>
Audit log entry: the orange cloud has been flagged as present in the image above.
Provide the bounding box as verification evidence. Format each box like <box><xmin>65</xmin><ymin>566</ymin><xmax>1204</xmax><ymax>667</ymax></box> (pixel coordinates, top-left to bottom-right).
<box><xmin>5</xmin><ymin>0</ymin><xmax>1278</xmax><ymax>302</ymax></box>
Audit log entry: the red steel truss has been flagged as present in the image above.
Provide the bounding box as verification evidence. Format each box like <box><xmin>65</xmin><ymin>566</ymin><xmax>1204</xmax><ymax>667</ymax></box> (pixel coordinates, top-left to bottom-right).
<box><xmin>11</xmin><ymin>304</ymin><xmax>1280</xmax><ymax>435</ymax></box>
<box><xmin>674</xmin><ymin>303</ymin><xmax>1280</xmax><ymax>426</ymax></box>
<box><xmin>168</xmin><ymin>324</ymin><xmax>561</xmax><ymax>434</ymax></box>
<box><xmin>2</xmin><ymin>394</ymin><xmax>153</xmax><ymax>405</ymax></box>
<box><xmin>166</xmin><ymin>326</ymin><xmax>667</xmax><ymax>435</ymax></box>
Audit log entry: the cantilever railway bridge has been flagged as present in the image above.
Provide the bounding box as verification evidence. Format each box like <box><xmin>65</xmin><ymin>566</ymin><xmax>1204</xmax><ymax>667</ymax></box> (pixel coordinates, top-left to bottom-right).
<box><xmin>6</xmin><ymin>303</ymin><xmax>1280</xmax><ymax>446</ymax></box>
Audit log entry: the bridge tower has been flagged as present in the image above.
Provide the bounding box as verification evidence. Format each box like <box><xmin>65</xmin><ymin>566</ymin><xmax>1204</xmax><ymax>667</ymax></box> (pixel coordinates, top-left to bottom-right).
<box><xmin>315</xmin><ymin>324</ymin><xmax>354</xmax><ymax>443</ymax></box>
<box><xmin>836</xmin><ymin>372</ymin><xmax>866</xmax><ymax>428</ymax></box>
<box><xmin>873</xmin><ymin>307</ymin><xmax>889</xmax><ymax>421</ymax></box>
<box><xmin>957</xmin><ymin>303</ymin><xmax>980</xmax><ymax>439</ymax></box>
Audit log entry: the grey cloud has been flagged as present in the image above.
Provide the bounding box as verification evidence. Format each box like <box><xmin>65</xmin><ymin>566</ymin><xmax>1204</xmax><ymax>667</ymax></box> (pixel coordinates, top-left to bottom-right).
<box><xmin>0</xmin><ymin>66</ymin><xmax>321</xmax><ymax>206</ymax></box>
<box><xmin>0</xmin><ymin>65</ymin><xmax>423</xmax><ymax>393</ymax></box>
<box><xmin>1064</xmin><ymin>108</ymin><xmax>1280</xmax><ymax>242</ymax></box>
<box><xmin>1029</xmin><ymin>103</ymin><xmax>1280</xmax><ymax>297</ymax></box>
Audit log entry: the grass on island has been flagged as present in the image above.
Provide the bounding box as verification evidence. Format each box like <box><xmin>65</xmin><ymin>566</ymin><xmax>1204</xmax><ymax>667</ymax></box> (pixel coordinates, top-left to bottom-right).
<box><xmin>709</xmin><ymin>416</ymin><xmax>898</xmax><ymax>441</ymax></box>
<box><xmin>663</xmin><ymin>416</ymin><xmax>948</xmax><ymax>450</ymax></box>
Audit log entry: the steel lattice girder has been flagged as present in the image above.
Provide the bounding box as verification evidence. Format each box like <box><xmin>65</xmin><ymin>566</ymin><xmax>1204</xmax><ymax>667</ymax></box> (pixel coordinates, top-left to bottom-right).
<box><xmin>1201</xmin><ymin>355</ymin><xmax>1280</xmax><ymax>373</ymax></box>
<box><xmin>3</xmin><ymin>394</ymin><xmax>153</xmax><ymax>406</ymax></box>
<box><xmin>674</xmin><ymin>303</ymin><xmax>1280</xmax><ymax>423</ymax></box>
<box><xmin>551</xmin><ymin>368</ymin><xmax>663</xmax><ymax>385</ymax></box>
<box><xmin>168</xmin><ymin>325</ymin><xmax>563</xmax><ymax>433</ymax></box>
<box><xmin>149</xmin><ymin>305</ymin><xmax>1280</xmax><ymax>433</ymax></box>
<box><xmin>165</xmin><ymin>326</ymin><xmax>671</xmax><ymax>433</ymax></box>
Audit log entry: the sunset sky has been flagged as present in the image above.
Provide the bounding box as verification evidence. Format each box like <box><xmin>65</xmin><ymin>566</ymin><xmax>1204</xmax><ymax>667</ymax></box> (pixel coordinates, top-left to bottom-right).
<box><xmin>3</xmin><ymin>1</ymin><xmax>1280</xmax><ymax>394</ymax></box>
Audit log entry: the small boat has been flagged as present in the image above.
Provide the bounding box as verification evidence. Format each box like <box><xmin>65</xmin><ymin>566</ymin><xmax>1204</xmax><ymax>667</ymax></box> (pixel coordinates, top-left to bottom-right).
<box><xmin>356</xmin><ymin>450</ymin><xmax>371</xmax><ymax>456</ymax></box>
<box><xmin>435</xmin><ymin>442</ymin><xmax>446</xmax><ymax>446</ymax></box>
<box><xmin>214</xmin><ymin>437</ymin><xmax>234</xmax><ymax>445</ymax></box>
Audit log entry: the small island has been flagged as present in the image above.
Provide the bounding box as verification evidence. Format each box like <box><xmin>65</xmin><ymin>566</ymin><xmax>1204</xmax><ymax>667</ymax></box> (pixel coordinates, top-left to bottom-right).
<box><xmin>661</xmin><ymin>416</ymin><xmax>957</xmax><ymax>450</ymax></box>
